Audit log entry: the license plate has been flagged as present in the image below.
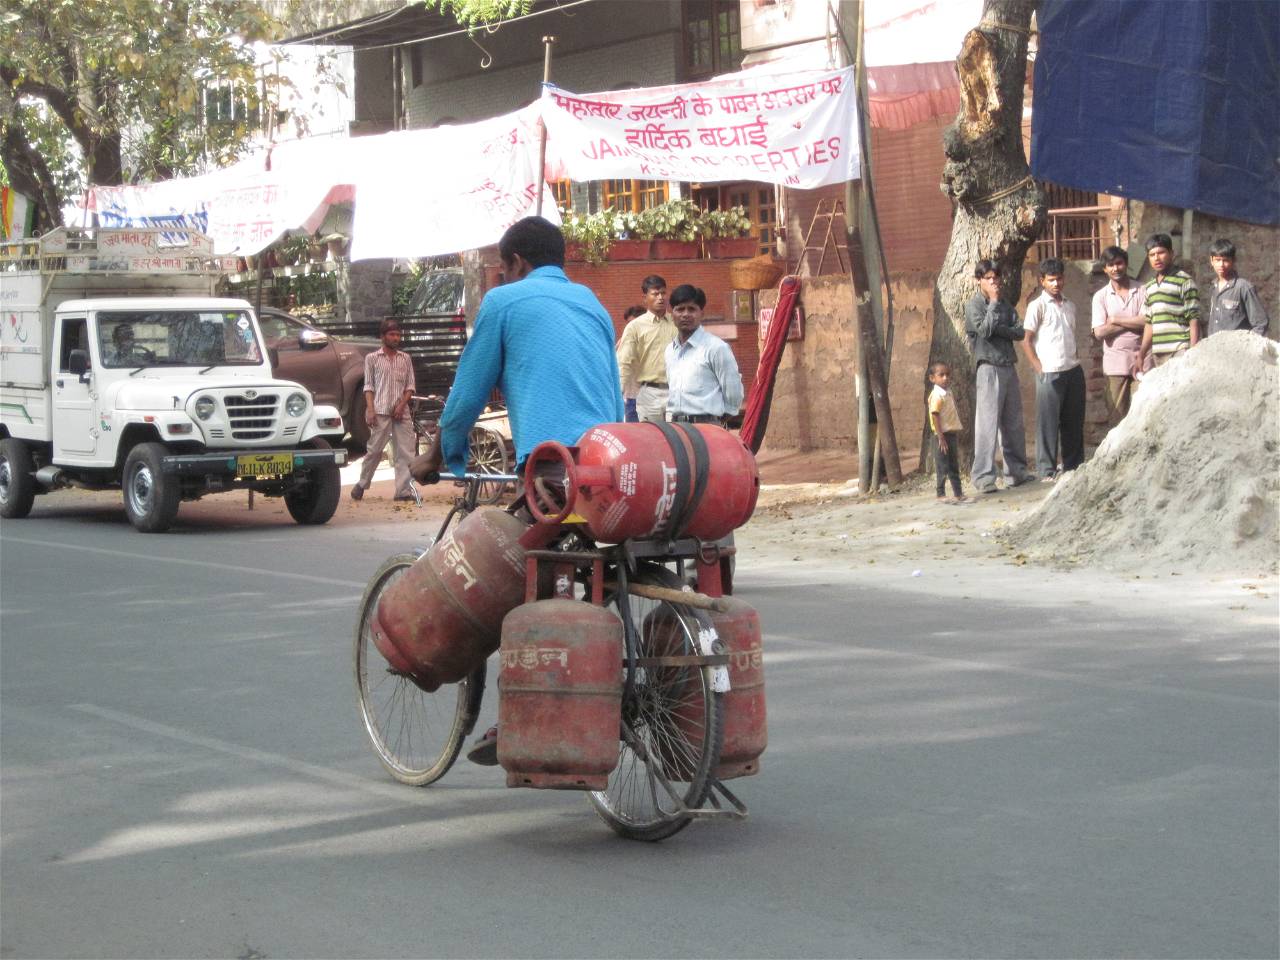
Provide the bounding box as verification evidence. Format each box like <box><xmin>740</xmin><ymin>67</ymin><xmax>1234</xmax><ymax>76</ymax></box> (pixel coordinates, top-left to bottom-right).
<box><xmin>236</xmin><ymin>453</ymin><xmax>294</xmax><ymax>478</ymax></box>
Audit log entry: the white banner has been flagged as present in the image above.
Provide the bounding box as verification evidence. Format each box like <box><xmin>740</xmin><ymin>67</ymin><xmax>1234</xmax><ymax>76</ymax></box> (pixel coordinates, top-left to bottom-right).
<box><xmin>349</xmin><ymin>105</ymin><xmax>559</xmax><ymax>261</ymax></box>
<box><xmin>542</xmin><ymin>66</ymin><xmax>859</xmax><ymax>188</ymax></box>
<box><xmin>87</xmin><ymin>160</ymin><xmax>341</xmax><ymax>256</ymax></box>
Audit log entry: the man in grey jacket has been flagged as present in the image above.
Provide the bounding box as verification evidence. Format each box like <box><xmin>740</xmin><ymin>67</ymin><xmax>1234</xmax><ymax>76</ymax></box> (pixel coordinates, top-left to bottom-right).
<box><xmin>965</xmin><ymin>259</ymin><xmax>1031</xmax><ymax>492</ymax></box>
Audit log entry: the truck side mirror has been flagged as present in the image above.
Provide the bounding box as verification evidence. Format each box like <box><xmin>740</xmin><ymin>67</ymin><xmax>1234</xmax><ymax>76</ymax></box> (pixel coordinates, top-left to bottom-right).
<box><xmin>298</xmin><ymin>328</ymin><xmax>330</xmax><ymax>350</ymax></box>
<box><xmin>69</xmin><ymin>348</ymin><xmax>90</xmax><ymax>381</ymax></box>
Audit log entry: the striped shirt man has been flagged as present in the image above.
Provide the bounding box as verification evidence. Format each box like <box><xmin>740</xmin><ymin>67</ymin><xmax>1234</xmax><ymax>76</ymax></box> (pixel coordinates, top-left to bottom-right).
<box><xmin>363</xmin><ymin>348</ymin><xmax>416</xmax><ymax>416</ymax></box>
<box><xmin>1142</xmin><ymin>271</ymin><xmax>1200</xmax><ymax>355</ymax></box>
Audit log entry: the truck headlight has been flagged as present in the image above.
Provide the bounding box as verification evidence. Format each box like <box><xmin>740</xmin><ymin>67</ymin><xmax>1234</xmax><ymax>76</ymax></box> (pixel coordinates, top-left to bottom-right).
<box><xmin>195</xmin><ymin>395</ymin><xmax>217</xmax><ymax>420</ymax></box>
<box><xmin>286</xmin><ymin>392</ymin><xmax>308</xmax><ymax>417</ymax></box>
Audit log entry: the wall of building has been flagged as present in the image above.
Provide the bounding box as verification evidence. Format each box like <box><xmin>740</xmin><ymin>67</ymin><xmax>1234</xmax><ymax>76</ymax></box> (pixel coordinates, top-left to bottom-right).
<box><xmin>403</xmin><ymin>3</ymin><xmax>682</xmax><ymax>128</ymax></box>
<box><xmin>781</xmin><ymin>115</ymin><xmax>954</xmax><ymax>278</ymax></box>
<box><xmin>753</xmin><ymin>260</ymin><xmax>1163</xmax><ymax>474</ymax></box>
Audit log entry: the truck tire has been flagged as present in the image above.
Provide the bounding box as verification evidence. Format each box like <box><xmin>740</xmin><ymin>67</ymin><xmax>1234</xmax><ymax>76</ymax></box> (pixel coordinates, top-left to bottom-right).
<box><xmin>0</xmin><ymin>438</ymin><xmax>37</xmax><ymax>519</ymax></box>
<box><xmin>285</xmin><ymin>438</ymin><xmax>341</xmax><ymax>525</ymax></box>
<box><xmin>347</xmin><ymin>388</ymin><xmax>370</xmax><ymax>452</ymax></box>
<box><xmin>122</xmin><ymin>442</ymin><xmax>181</xmax><ymax>533</ymax></box>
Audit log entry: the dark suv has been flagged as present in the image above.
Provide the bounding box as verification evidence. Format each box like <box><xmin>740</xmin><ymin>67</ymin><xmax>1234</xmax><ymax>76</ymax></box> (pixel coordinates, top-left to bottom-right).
<box><xmin>258</xmin><ymin>307</ymin><xmax>381</xmax><ymax>449</ymax></box>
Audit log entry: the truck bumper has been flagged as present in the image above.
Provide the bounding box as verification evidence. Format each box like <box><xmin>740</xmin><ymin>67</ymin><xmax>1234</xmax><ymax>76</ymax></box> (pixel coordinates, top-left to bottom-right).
<box><xmin>160</xmin><ymin>448</ymin><xmax>347</xmax><ymax>476</ymax></box>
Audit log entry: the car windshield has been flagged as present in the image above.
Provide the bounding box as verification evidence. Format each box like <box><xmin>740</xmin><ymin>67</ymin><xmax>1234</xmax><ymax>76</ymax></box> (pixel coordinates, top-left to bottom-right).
<box><xmin>406</xmin><ymin>270</ymin><xmax>464</xmax><ymax>315</ymax></box>
<box><xmin>97</xmin><ymin>310</ymin><xmax>263</xmax><ymax>368</ymax></box>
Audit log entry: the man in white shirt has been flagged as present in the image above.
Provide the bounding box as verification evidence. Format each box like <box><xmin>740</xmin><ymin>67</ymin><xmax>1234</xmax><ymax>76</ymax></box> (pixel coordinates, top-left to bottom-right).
<box><xmin>664</xmin><ymin>283</ymin><xmax>743</xmax><ymax>425</ymax></box>
<box><xmin>1021</xmin><ymin>257</ymin><xmax>1084</xmax><ymax>480</ymax></box>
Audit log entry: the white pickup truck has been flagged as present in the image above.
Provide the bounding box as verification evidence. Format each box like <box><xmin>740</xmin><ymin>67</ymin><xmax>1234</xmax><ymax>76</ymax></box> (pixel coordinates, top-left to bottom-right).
<box><xmin>0</xmin><ymin>228</ymin><xmax>347</xmax><ymax>532</ymax></box>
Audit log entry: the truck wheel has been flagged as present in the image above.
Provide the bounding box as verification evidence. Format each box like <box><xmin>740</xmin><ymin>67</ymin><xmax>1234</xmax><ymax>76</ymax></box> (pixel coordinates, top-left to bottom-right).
<box><xmin>0</xmin><ymin>438</ymin><xmax>37</xmax><ymax>519</ymax></box>
<box><xmin>122</xmin><ymin>442</ymin><xmax>181</xmax><ymax>533</ymax></box>
<box><xmin>285</xmin><ymin>438</ymin><xmax>341</xmax><ymax>525</ymax></box>
<box><xmin>347</xmin><ymin>389</ymin><xmax>370</xmax><ymax>452</ymax></box>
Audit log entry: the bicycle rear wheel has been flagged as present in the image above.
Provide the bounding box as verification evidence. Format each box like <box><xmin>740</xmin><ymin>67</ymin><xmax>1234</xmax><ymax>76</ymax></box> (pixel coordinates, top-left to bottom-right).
<box><xmin>589</xmin><ymin>564</ymin><xmax>723</xmax><ymax>841</ymax></box>
<box><xmin>354</xmin><ymin>553</ymin><xmax>485</xmax><ymax>785</ymax></box>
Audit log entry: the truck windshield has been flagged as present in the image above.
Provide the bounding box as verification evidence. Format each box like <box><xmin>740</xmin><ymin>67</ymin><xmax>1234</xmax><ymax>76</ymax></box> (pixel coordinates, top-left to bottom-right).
<box><xmin>97</xmin><ymin>311</ymin><xmax>263</xmax><ymax>368</ymax></box>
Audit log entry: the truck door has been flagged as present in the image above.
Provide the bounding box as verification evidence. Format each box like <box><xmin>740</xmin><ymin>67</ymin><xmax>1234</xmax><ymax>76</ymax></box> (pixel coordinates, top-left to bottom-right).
<box><xmin>51</xmin><ymin>316</ymin><xmax>97</xmax><ymax>457</ymax></box>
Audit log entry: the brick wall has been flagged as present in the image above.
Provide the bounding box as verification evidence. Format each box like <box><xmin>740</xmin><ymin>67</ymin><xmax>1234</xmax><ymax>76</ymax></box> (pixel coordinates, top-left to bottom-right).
<box><xmin>478</xmin><ymin>253</ymin><xmax>761</xmax><ymax>392</ymax></box>
<box><xmin>782</xmin><ymin>116</ymin><xmax>954</xmax><ymax>277</ymax></box>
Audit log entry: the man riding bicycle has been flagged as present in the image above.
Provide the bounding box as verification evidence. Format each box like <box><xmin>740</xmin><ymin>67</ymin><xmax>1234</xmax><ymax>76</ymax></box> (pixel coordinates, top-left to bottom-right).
<box><xmin>410</xmin><ymin>215</ymin><xmax>624</xmax><ymax>762</ymax></box>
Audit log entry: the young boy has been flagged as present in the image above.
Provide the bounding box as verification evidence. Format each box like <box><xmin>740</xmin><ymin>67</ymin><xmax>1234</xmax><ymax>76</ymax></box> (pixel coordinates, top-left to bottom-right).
<box><xmin>1206</xmin><ymin>238</ymin><xmax>1271</xmax><ymax>338</ymax></box>
<box><xmin>1022</xmin><ymin>258</ymin><xmax>1084</xmax><ymax>481</ymax></box>
<box><xmin>927</xmin><ymin>361</ymin><xmax>972</xmax><ymax>503</ymax></box>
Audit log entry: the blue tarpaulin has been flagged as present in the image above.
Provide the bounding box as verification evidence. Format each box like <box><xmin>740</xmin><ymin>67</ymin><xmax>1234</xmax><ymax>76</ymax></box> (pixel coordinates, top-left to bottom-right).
<box><xmin>1031</xmin><ymin>0</ymin><xmax>1279</xmax><ymax>225</ymax></box>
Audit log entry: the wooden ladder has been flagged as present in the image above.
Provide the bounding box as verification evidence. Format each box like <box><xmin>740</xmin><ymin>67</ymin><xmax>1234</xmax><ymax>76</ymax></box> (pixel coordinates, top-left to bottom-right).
<box><xmin>793</xmin><ymin>198</ymin><xmax>849</xmax><ymax>277</ymax></box>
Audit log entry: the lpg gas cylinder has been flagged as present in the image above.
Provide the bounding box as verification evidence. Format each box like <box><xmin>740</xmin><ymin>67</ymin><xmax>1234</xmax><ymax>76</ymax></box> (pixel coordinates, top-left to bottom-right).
<box><xmin>643</xmin><ymin>597</ymin><xmax>765</xmax><ymax>781</ymax></box>
<box><xmin>526</xmin><ymin>422</ymin><xmax>759</xmax><ymax>543</ymax></box>
<box><xmin>498</xmin><ymin>599</ymin><xmax>622</xmax><ymax>790</ymax></box>
<box><xmin>372</xmin><ymin>508</ymin><xmax>529</xmax><ymax>692</ymax></box>
<box><xmin>709</xmin><ymin>597</ymin><xmax>766</xmax><ymax>779</ymax></box>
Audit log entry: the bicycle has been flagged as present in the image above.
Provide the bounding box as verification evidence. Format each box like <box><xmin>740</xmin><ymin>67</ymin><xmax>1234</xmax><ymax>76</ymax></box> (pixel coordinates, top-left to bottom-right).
<box><xmin>354</xmin><ymin>472</ymin><xmax>746</xmax><ymax>841</ymax></box>
<box><xmin>407</xmin><ymin>395</ymin><xmax>512</xmax><ymax>506</ymax></box>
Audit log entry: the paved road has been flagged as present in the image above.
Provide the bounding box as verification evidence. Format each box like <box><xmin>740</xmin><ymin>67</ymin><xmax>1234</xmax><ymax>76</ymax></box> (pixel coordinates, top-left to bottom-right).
<box><xmin>2</xmin><ymin>501</ymin><xmax>1277</xmax><ymax>958</ymax></box>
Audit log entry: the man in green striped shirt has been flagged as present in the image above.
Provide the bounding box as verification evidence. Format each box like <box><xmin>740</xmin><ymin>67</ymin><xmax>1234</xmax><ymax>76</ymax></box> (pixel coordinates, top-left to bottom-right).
<box><xmin>1133</xmin><ymin>233</ymin><xmax>1200</xmax><ymax>372</ymax></box>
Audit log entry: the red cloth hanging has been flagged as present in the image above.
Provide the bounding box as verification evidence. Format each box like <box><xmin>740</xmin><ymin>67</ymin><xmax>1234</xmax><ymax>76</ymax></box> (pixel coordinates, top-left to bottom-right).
<box><xmin>738</xmin><ymin>275</ymin><xmax>801</xmax><ymax>454</ymax></box>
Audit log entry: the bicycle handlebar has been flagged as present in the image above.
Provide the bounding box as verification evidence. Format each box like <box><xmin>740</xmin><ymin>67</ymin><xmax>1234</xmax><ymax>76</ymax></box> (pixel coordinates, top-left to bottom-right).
<box><xmin>418</xmin><ymin>470</ymin><xmax>520</xmax><ymax>485</ymax></box>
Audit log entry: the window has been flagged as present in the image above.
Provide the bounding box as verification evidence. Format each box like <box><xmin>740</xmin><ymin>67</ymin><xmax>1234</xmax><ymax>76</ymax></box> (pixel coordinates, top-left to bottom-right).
<box><xmin>600</xmin><ymin>179</ymin><xmax>669</xmax><ymax>212</ymax></box>
<box><xmin>683</xmin><ymin>0</ymin><xmax>741</xmax><ymax>80</ymax></box>
<box><xmin>726</xmin><ymin>184</ymin><xmax>778</xmax><ymax>256</ymax></box>
<box><xmin>411</xmin><ymin>44</ymin><xmax>423</xmax><ymax>88</ymax></box>
<box><xmin>59</xmin><ymin>319</ymin><xmax>88</xmax><ymax>372</ymax></box>
<box><xmin>551</xmin><ymin>179</ymin><xmax>575</xmax><ymax>212</ymax></box>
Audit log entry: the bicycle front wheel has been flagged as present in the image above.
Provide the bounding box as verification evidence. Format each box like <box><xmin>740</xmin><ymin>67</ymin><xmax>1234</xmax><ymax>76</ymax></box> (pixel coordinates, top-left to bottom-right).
<box><xmin>590</xmin><ymin>564</ymin><xmax>723</xmax><ymax>842</ymax></box>
<box><xmin>354</xmin><ymin>553</ymin><xmax>484</xmax><ymax>785</ymax></box>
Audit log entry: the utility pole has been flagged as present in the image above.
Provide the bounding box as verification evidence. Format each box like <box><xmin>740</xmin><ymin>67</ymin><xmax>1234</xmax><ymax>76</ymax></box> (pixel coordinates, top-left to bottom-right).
<box><xmin>837</xmin><ymin>0</ymin><xmax>901</xmax><ymax>489</ymax></box>
<box><xmin>535</xmin><ymin>35</ymin><xmax>557</xmax><ymax>217</ymax></box>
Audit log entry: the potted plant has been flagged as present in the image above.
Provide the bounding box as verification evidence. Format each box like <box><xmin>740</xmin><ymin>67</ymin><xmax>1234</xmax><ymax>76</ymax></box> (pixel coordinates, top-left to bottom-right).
<box><xmin>638</xmin><ymin>199</ymin><xmax>701</xmax><ymax>259</ymax></box>
<box><xmin>560</xmin><ymin>209</ymin><xmax>613</xmax><ymax>266</ymax></box>
<box><xmin>325</xmin><ymin>233</ymin><xmax>349</xmax><ymax>260</ymax></box>
<box><xmin>703</xmin><ymin>206</ymin><xmax>758</xmax><ymax>258</ymax></box>
<box><xmin>275</xmin><ymin>234</ymin><xmax>309</xmax><ymax>267</ymax></box>
<box><xmin>608</xmin><ymin>209</ymin><xmax>650</xmax><ymax>260</ymax></box>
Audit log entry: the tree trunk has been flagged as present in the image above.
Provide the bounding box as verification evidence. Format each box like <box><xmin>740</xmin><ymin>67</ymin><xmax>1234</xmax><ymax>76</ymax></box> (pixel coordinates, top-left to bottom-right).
<box><xmin>86</xmin><ymin>130</ymin><xmax>124</xmax><ymax>186</ymax></box>
<box><xmin>925</xmin><ymin>0</ymin><xmax>1046</xmax><ymax>469</ymax></box>
<box><xmin>1</xmin><ymin>124</ymin><xmax>62</xmax><ymax>232</ymax></box>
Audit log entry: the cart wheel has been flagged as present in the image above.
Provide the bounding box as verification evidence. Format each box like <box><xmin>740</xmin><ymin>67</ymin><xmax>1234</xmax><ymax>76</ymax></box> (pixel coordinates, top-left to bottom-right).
<box><xmin>589</xmin><ymin>564</ymin><xmax>723</xmax><ymax>842</ymax></box>
<box><xmin>467</xmin><ymin>426</ymin><xmax>509</xmax><ymax>505</ymax></box>
<box><xmin>354</xmin><ymin>553</ymin><xmax>485</xmax><ymax>785</ymax></box>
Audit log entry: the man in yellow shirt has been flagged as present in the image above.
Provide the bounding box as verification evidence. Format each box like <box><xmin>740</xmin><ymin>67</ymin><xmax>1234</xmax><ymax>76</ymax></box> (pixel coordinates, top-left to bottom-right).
<box><xmin>615</xmin><ymin>275</ymin><xmax>675</xmax><ymax>423</ymax></box>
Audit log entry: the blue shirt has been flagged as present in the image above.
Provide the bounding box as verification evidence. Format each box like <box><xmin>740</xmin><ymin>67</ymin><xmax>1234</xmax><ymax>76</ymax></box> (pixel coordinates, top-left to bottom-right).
<box><xmin>439</xmin><ymin>265</ymin><xmax>625</xmax><ymax>475</ymax></box>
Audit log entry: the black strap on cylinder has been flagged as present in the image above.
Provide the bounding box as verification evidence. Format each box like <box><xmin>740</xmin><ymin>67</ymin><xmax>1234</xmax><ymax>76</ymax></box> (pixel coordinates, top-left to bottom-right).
<box><xmin>673</xmin><ymin>422</ymin><xmax>711</xmax><ymax>537</ymax></box>
<box><xmin>652</xmin><ymin>420</ymin><xmax>691</xmax><ymax>541</ymax></box>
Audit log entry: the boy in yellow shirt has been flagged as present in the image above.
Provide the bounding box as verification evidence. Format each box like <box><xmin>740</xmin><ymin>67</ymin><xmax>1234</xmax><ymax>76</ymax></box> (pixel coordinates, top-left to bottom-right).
<box><xmin>928</xmin><ymin>361</ymin><xmax>973</xmax><ymax>504</ymax></box>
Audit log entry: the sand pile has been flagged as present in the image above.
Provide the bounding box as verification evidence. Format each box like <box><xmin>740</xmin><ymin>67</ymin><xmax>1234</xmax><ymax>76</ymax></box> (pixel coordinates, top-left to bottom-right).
<box><xmin>1006</xmin><ymin>331</ymin><xmax>1279</xmax><ymax>573</ymax></box>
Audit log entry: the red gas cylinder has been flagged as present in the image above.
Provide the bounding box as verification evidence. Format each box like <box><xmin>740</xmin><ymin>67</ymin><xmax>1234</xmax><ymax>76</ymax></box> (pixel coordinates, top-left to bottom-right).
<box><xmin>644</xmin><ymin>597</ymin><xmax>766</xmax><ymax>781</ymax></box>
<box><xmin>372</xmin><ymin>508</ymin><xmax>530</xmax><ymax>692</ymax></box>
<box><xmin>709</xmin><ymin>597</ymin><xmax>767</xmax><ymax>779</ymax></box>
<box><xmin>524</xmin><ymin>422</ymin><xmax>759</xmax><ymax>543</ymax></box>
<box><xmin>497</xmin><ymin>599</ymin><xmax>622</xmax><ymax>790</ymax></box>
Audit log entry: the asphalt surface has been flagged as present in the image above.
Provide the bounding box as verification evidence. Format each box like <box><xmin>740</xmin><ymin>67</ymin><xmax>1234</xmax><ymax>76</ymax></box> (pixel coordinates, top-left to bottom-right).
<box><xmin>1</xmin><ymin>496</ymin><xmax>1277</xmax><ymax>959</ymax></box>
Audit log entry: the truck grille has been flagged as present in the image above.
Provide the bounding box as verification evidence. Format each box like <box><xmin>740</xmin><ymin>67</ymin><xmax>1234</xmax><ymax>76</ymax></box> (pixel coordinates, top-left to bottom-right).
<box><xmin>223</xmin><ymin>393</ymin><xmax>280</xmax><ymax>441</ymax></box>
